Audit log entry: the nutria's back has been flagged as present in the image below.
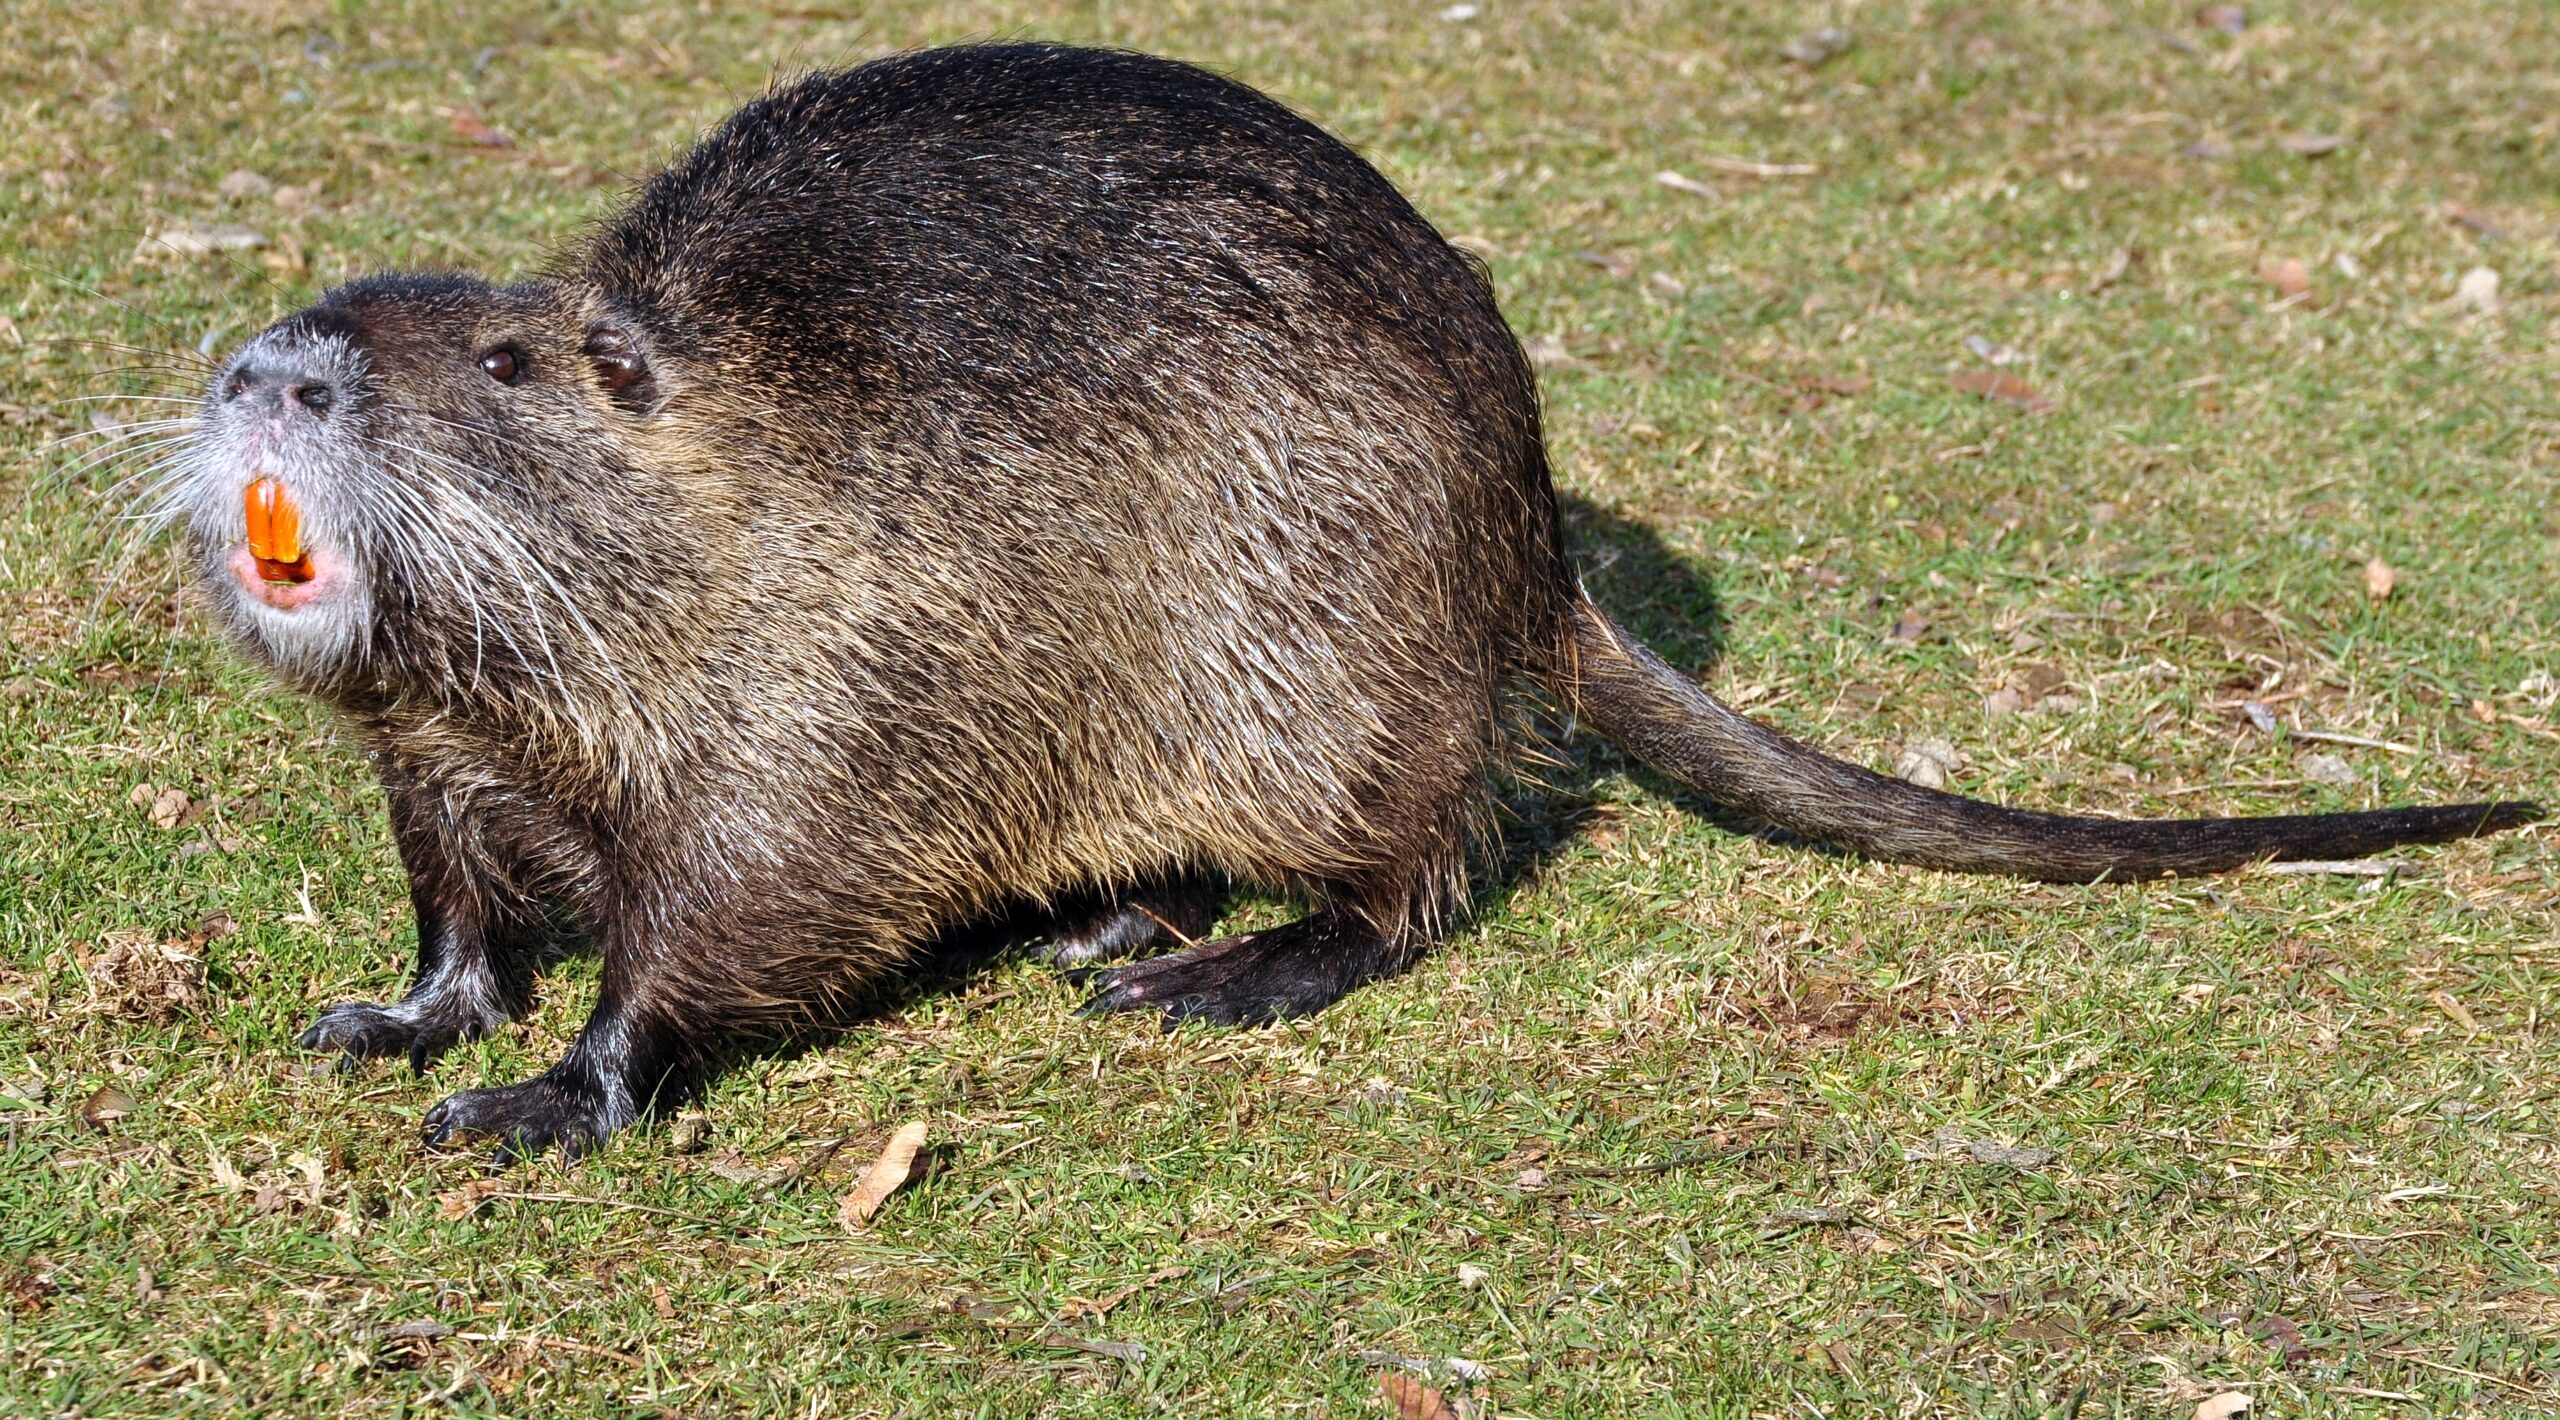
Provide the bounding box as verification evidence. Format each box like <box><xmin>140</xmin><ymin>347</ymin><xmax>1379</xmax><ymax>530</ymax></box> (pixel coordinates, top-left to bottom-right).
<box><xmin>522</xmin><ymin>44</ymin><xmax>1575</xmax><ymax>931</ymax></box>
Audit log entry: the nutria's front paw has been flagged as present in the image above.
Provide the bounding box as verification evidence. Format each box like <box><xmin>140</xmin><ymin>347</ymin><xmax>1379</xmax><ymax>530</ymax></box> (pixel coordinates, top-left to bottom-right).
<box><xmin>423</xmin><ymin>1075</ymin><xmax>624</xmax><ymax>1165</ymax></box>
<box><xmin>301</xmin><ymin>999</ymin><xmax>499</xmax><ymax>1073</ymax></box>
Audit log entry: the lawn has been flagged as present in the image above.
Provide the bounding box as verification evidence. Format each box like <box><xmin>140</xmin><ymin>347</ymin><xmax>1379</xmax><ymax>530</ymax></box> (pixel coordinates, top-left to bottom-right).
<box><xmin>3</xmin><ymin>1</ymin><xmax>2555</xmax><ymax>1415</ymax></box>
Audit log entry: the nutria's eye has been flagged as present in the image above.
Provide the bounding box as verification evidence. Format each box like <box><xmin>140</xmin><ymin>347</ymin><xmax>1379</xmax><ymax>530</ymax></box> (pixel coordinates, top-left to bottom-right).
<box><xmin>478</xmin><ymin>348</ymin><xmax>523</xmax><ymax>385</ymax></box>
<box><xmin>592</xmin><ymin>349</ymin><xmax>644</xmax><ymax>393</ymax></box>
<box><xmin>583</xmin><ymin>327</ymin><xmax>656</xmax><ymax>411</ymax></box>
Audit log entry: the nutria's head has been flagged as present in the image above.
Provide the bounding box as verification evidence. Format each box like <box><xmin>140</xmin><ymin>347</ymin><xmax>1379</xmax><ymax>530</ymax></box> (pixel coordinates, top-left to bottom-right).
<box><xmin>183</xmin><ymin>274</ymin><xmax>676</xmax><ymax>698</ymax></box>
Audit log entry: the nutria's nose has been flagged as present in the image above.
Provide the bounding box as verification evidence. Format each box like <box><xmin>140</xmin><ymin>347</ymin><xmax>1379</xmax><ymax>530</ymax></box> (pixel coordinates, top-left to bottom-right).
<box><xmin>223</xmin><ymin>360</ymin><xmax>339</xmax><ymax>418</ymax></box>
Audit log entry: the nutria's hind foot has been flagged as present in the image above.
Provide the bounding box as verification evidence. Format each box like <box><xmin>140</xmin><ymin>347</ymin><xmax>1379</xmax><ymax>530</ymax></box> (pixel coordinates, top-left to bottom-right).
<box><xmin>301</xmin><ymin>993</ymin><xmax>510</xmax><ymax>1074</ymax></box>
<box><xmin>1078</xmin><ymin>909</ymin><xmax>1412</xmax><ymax>1027</ymax></box>
<box><xmin>423</xmin><ymin>1070</ymin><xmax>630</xmax><ymax>1166</ymax></box>
<box><xmin>1043</xmin><ymin>870</ymin><xmax>1221</xmax><ymax>967</ymax></box>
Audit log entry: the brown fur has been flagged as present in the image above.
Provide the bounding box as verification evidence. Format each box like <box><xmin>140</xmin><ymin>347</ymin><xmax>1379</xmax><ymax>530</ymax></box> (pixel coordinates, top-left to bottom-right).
<box><xmin>170</xmin><ymin>45</ymin><xmax>2537</xmax><ymax>1160</ymax></box>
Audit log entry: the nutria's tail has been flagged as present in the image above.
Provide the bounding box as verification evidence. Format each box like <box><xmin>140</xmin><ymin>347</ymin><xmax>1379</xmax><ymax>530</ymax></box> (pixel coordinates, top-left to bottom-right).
<box><xmin>1551</xmin><ymin>596</ymin><xmax>2542</xmax><ymax>882</ymax></box>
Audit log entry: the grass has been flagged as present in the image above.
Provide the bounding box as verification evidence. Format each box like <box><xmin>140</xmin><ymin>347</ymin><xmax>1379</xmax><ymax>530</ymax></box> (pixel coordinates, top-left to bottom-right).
<box><xmin>3</xmin><ymin>0</ymin><xmax>2556</xmax><ymax>1414</ymax></box>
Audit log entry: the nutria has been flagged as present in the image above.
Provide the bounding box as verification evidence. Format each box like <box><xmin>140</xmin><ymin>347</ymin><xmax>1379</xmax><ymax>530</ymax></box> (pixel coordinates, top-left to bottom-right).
<box><xmin>172</xmin><ymin>43</ymin><xmax>2538</xmax><ymax>1161</ymax></box>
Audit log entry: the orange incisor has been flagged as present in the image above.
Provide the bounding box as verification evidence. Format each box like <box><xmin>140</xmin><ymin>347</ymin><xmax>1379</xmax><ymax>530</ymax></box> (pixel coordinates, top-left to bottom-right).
<box><xmin>244</xmin><ymin>477</ymin><xmax>316</xmax><ymax>583</ymax></box>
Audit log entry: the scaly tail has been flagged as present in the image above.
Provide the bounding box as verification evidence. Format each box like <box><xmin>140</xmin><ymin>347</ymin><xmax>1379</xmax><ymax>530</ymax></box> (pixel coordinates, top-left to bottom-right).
<box><xmin>1550</xmin><ymin>596</ymin><xmax>2541</xmax><ymax>883</ymax></box>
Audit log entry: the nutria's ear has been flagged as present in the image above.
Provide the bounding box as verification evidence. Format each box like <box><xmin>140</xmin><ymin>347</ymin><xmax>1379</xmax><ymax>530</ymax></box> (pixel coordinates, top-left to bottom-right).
<box><xmin>582</xmin><ymin>323</ymin><xmax>659</xmax><ymax>414</ymax></box>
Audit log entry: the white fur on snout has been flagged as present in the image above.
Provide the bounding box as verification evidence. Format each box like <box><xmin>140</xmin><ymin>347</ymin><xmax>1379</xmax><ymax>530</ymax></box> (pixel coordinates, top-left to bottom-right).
<box><xmin>187</xmin><ymin>330</ymin><xmax>378</xmax><ymax>679</ymax></box>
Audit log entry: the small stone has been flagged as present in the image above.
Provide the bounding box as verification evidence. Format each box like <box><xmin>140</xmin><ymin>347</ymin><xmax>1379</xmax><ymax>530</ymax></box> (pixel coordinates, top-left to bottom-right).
<box><xmin>147</xmin><ymin>787</ymin><xmax>192</xmax><ymax>829</ymax></box>
<box><xmin>2301</xmin><ymin>753</ymin><xmax>2357</xmax><ymax>788</ymax></box>
<box><xmin>1983</xmin><ymin>687</ymin><xmax>2026</xmax><ymax>719</ymax></box>
<box><xmin>2455</xmin><ymin>266</ymin><xmax>2501</xmax><ymax>316</ymax></box>
<box><xmin>138</xmin><ymin>224</ymin><xmax>268</xmax><ymax>260</ymax></box>
<box><xmin>1778</xmin><ymin>27</ymin><xmax>1853</xmax><ymax>66</ymax></box>
<box><xmin>1894</xmin><ymin>738</ymin><xmax>1964</xmax><ymax>790</ymax></box>
<box><xmin>216</xmin><ymin>169</ymin><xmax>274</xmax><ymax>200</ymax></box>
<box><xmin>669</xmin><ymin>1111</ymin><xmax>711</xmax><ymax>1154</ymax></box>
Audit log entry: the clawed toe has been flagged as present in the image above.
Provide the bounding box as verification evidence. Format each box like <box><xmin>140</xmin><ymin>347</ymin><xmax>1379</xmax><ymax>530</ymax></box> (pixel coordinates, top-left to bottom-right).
<box><xmin>301</xmin><ymin>998</ymin><xmax>503</xmax><ymax>1073</ymax></box>
<box><xmin>423</xmin><ymin>1075</ymin><xmax>623</xmax><ymax>1165</ymax></box>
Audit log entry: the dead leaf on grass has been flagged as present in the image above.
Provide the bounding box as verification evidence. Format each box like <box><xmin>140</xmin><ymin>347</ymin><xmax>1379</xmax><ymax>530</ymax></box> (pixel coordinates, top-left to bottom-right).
<box><xmin>1573</xmin><ymin>249</ymin><xmax>1634</xmax><ymax>280</ymax></box>
<box><xmin>2454</xmin><ymin>266</ymin><xmax>2501</xmax><ymax>315</ymax></box>
<box><xmin>2442</xmin><ymin>205</ymin><xmax>2502</xmax><ymax>240</ymax></box>
<box><xmin>436</xmin><ymin>1178</ymin><xmax>502</xmax><ymax>1221</ymax></box>
<box><xmin>2363</xmin><ymin>556</ymin><xmax>2396</xmax><ymax>599</ymax></box>
<box><xmin>3</xmin><ymin>1266</ymin><xmax>55</xmax><ymax>1316</ymax></box>
<box><xmin>1380</xmin><ymin>1372</ymin><xmax>1459</xmax><ymax>1420</ymax></box>
<box><xmin>2261</xmin><ymin>257</ymin><xmax>2313</xmax><ymax>302</ymax></box>
<box><xmin>1788</xmin><ymin>372</ymin><xmax>1870</xmax><ymax>413</ymax></box>
<box><xmin>136</xmin><ymin>224</ymin><xmax>267</xmax><ymax>261</ymax></box>
<box><xmin>2087</xmin><ymin>245</ymin><xmax>2136</xmax><ymax>292</ymax></box>
<box><xmin>1949</xmin><ymin>369</ymin><xmax>2052</xmax><ymax>413</ymax></box>
<box><xmin>2279</xmin><ymin>133</ymin><xmax>2348</xmax><ymax>157</ymax></box>
<box><xmin>838</xmin><ymin>1120</ymin><xmax>928</xmax><ymax>1226</ymax></box>
<box><xmin>129</xmin><ymin>782</ymin><xmax>194</xmax><ymax>829</ymax></box>
<box><xmin>1963</xmin><ymin>334</ymin><xmax>2028</xmax><ymax>366</ymax></box>
<box><xmin>1655</xmin><ymin>170</ymin><xmax>1719</xmax><ymax>199</ymax></box>
<box><xmin>2430</xmin><ymin>990</ymin><xmax>2480</xmax><ymax>1034</ymax></box>
<box><xmin>1887</xmin><ymin>612</ymin><xmax>1931</xmax><ymax>644</ymax></box>
<box><xmin>1042</xmin><ymin>1331</ymin><xmax>1147</xmax><ymax>1363</ymax></box>
<box><xmin>449</xmin><ymin>110</ymin><xmax>512</xmax><ymax>148</ymax></box>
<box><xmin>2197</xmin><ymin>4</ymin><xmax>2247</xmax><ymax>33</ymax></box>
<box><xmin>2194</xmin><ymin>1392</ymin><xmax>2250</xmax><ymax>1420</ymax></box>
<box><xmin>80</xmin><ymin>1083</ymin><xmax>137</xmax><ymax>1128</ymax></box>
<box><xmin>1693</xmin><ymin>154</ymin><xmax>1819</xmax><ymax>178</ymax></box>
<box><xmin>2255</xmin><ymin>1313</ymin><xmax>2311</xmax><ymax>1368</ymax></box>
<box><xmin>81</xmin><ymin>929</ymin><xmax>207</xmax><ymax>1022</ymax></box>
